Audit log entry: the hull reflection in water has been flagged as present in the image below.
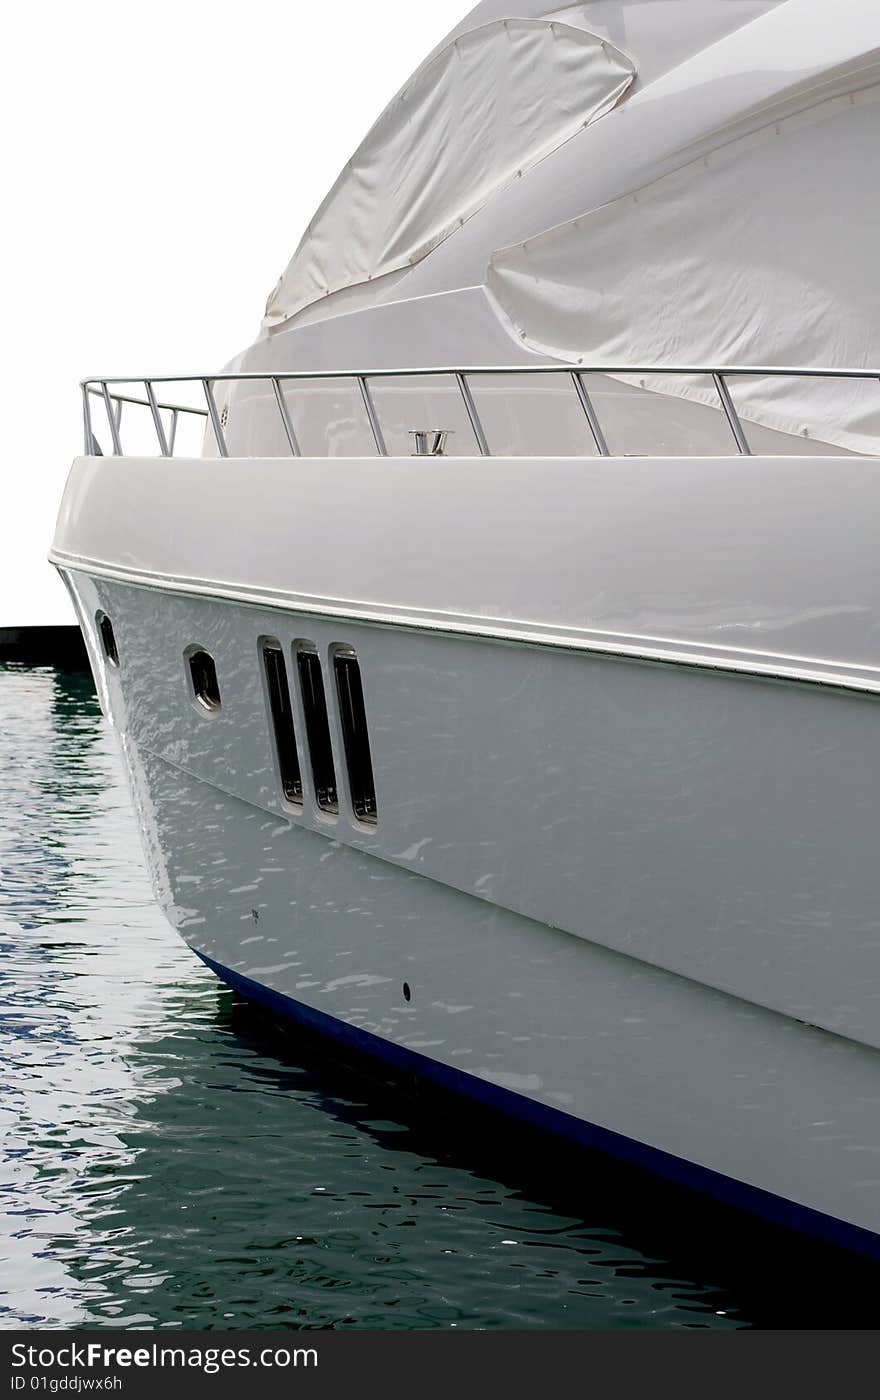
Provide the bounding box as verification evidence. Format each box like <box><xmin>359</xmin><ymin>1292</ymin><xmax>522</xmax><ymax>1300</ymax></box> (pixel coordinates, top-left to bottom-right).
<box><xmin>1</xmin><ymin>664</ymin><xmax>878</xmax><ymax>1330</ymax></box>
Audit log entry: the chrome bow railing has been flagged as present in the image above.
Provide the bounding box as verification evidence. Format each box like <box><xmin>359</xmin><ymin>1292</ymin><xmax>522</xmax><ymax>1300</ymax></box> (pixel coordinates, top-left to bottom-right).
<box><xmin>80</xmin><ymin>364</ymin><xmax>880</xmax><ymax>459</ymax></box>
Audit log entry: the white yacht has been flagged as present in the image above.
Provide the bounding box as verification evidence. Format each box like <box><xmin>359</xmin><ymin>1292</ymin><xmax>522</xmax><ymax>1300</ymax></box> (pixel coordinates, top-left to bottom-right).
<box><xmin>52</xmin><ymin>0</ymin><xmax>880</xmax><ymax>1255</ymax></box>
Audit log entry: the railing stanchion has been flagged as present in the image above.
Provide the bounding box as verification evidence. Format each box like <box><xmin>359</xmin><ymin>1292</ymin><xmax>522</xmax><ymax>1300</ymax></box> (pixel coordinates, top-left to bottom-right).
<box><xmin>169</xmin><ymin>410</ymin><xmax>179</xmax><ymax>455</ymax></box>
<box><xmin>570</xmin><ymin>371</ymin><xmax>610</xmax><ymax>456</ymax></box>
<box><xmin>456</xmin><ymin>372</ymin><xmax>490</xmax><ymax>456</ymax></box>
<box><xmin>100</xmin><ymin>382</ymin><xmax>123</xmax><ymax>455</ymax></box>
<box><xmin>202</xmin><ymin>378</ymin><xmax>229</xmax><ymax>457</ymax></box>
<box><xmin>713</xmin><ymin>372</ymin><xmax>751</xmax><ymax>455</ymax></box>
<box><xmin>82</xmin><ymin>384</ymin><xmax>94</xmax><ymax>455</ymax></box>
<box><xmin>271</xmin><ymin>378</ymin><xmax>301</xmax><ymax>457</ymax></box>
<box><xmin>358</xmin><ymin>376</ymin><xmax>387</xmax><ymax>455</ymax></box>
<box><xmin>145</xmin><ymin>380</ymin><xmax>171</xmax><ymax>456</ymax></box>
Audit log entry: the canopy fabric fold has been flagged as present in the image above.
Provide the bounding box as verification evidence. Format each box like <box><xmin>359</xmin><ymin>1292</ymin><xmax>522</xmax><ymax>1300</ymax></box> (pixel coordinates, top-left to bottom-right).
<box><xmin>263</xmin><ymin>18</ymin><xmax>634</xmax><ymax>329</ymax></box>
<box><xmin>488</xmin><ymin>81</ymin><xmax>880</xmax><ymax>452</ymax></box>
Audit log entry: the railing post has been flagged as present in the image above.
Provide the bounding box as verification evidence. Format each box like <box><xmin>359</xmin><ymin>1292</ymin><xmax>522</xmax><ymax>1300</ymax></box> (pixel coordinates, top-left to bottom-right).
<box><xmin>271</xmin><ymin>377</ymin><xmax>301</xmax><ymax>457</ymax></box>
<box><xmin>82</xmin><ymin>384</ymin><xmax>94</xmax><ymax>455</ymax></box>
<box><xmin>456</xmin><ymin>372</ymin><xmax>490</xmax><ymax>456</ymax></box>
<box><xmin>357</xmin><ymin>375</ymin><xmax>387</xmax><ymax>455</ymax></box>
<box><xmin>570</xmin><ymin>371</ymin><xmax>610</xmax><ymax>456</ymax></box>
<box><xmin>712</xmin><ymin>372</ymin><xmax>751</xmax><ymax>455</ymax></box>
<box><xmin>100</xmin><ymin>382</ymin><xmax>123</xmax><ymax>455</ymax></box>
<box><xmin>168</xmin><ymin>409</ymin><xmax>179</xmax><ymax>455</ymax></box>
<box><xmin>144</xmin><ymin>379</ymin><xmax>171</xmax><ymax>456</ymax></box>
<box><xmin>202</xmin><ymin>378</ymin><xmax>229</xmax><ymax>457</ymax></box>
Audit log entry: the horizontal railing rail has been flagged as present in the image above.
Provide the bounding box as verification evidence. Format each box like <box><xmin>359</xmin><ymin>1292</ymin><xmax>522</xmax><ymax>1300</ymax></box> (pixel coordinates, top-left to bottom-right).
<box><xmin>80</xmin><ymin>365</ymin><xmax>880</xmax><ymax>460</ymax></box>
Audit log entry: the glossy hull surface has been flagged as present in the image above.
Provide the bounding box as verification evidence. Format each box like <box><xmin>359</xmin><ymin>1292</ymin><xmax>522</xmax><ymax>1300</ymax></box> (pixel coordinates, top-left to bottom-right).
<box><xmin>50</xmin><ymin>450</ymin><xmax>880</xmax><ymax>1254</ymax></box>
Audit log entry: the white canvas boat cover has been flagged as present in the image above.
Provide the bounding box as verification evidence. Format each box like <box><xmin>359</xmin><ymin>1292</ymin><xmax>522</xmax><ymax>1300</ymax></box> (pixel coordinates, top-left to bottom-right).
<box><xmin>488</xmin><ymin>5</ymin><xmax>880</xmax><ymax>452</ymax></box>
<box><xmin>256</xmin><ymin>0</ymin><xmax>880</xmax><ymax>453</ymax></box>
<box><xmin>263</xmin><ymin>18</ymin><xmax>634</xmax><ymax>328</ymax></box>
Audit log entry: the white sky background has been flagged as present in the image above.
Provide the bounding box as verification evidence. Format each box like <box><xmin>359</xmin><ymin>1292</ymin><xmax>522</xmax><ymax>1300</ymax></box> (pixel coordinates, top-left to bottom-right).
<box><xmin>1</xmin><ymin>0</ymin><xmax>465</xmax><ymax>626</ymax></box>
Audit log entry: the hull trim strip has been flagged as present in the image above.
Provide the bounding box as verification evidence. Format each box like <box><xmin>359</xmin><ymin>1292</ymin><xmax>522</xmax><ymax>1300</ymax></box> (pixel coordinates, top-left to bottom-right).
<box><xmin>50</xmin><ymin>549</ymin><xmax>880</xmax><ymax>697</ymax></box>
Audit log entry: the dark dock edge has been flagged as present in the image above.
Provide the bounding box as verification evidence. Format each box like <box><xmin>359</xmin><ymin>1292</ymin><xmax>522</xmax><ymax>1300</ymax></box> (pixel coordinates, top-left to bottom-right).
<box><xmin>0</xmin><ymin>625</ymin><xmax>90</xmax><ymax>670</ymax></box>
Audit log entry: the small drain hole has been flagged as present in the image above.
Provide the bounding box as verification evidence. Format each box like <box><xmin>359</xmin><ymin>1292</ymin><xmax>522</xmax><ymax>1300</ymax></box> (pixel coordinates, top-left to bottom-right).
<box><xmin>402</xmin><ymin>981</ymin><xmax>412</xmax><ymax>1003</ymax></box>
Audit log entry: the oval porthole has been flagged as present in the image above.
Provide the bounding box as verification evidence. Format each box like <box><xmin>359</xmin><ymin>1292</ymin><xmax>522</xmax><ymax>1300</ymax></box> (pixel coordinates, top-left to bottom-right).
<box><xmin>187</xmin><ymin>648</ymin><xmax>221</xmax><ymax>713</ymax></box>
<box><xmin>96</xmin><ymin>611</ymin><xmax>119</xmax><ymax>668</ymax></box>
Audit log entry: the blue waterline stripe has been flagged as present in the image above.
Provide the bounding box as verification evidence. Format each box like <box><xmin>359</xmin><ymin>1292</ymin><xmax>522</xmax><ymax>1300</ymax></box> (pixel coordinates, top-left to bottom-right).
<box><xmin>196</xmin><ymin>950</ymin><xmax>880</xmax><ymax>1262</ymax></box>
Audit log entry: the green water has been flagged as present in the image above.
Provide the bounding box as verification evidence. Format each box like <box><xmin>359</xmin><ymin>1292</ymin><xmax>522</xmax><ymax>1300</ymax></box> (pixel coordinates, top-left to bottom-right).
<box><xmin>1</xmin><ymin>664</ymin><xmax>877</xmax><ymax>1330</ymax></box>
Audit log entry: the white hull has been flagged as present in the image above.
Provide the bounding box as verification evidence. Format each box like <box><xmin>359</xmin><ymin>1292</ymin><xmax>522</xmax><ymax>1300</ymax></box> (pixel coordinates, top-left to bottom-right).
<box><xmin>51</xmin><ymin>448</ymin><xmax>880</xmax><ymax>1255</ymax></box>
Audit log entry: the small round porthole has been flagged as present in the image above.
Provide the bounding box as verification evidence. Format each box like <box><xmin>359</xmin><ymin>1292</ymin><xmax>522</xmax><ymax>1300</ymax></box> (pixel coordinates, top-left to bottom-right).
<box><xmin>187</xmin><ymin>648</ymin><xmax>221</xmax><ymax>713</ymax></box>
<box><xmin>96</xmin><ymin>612</ymin><xmax>119</xmax><ymax>668</ymax></box>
